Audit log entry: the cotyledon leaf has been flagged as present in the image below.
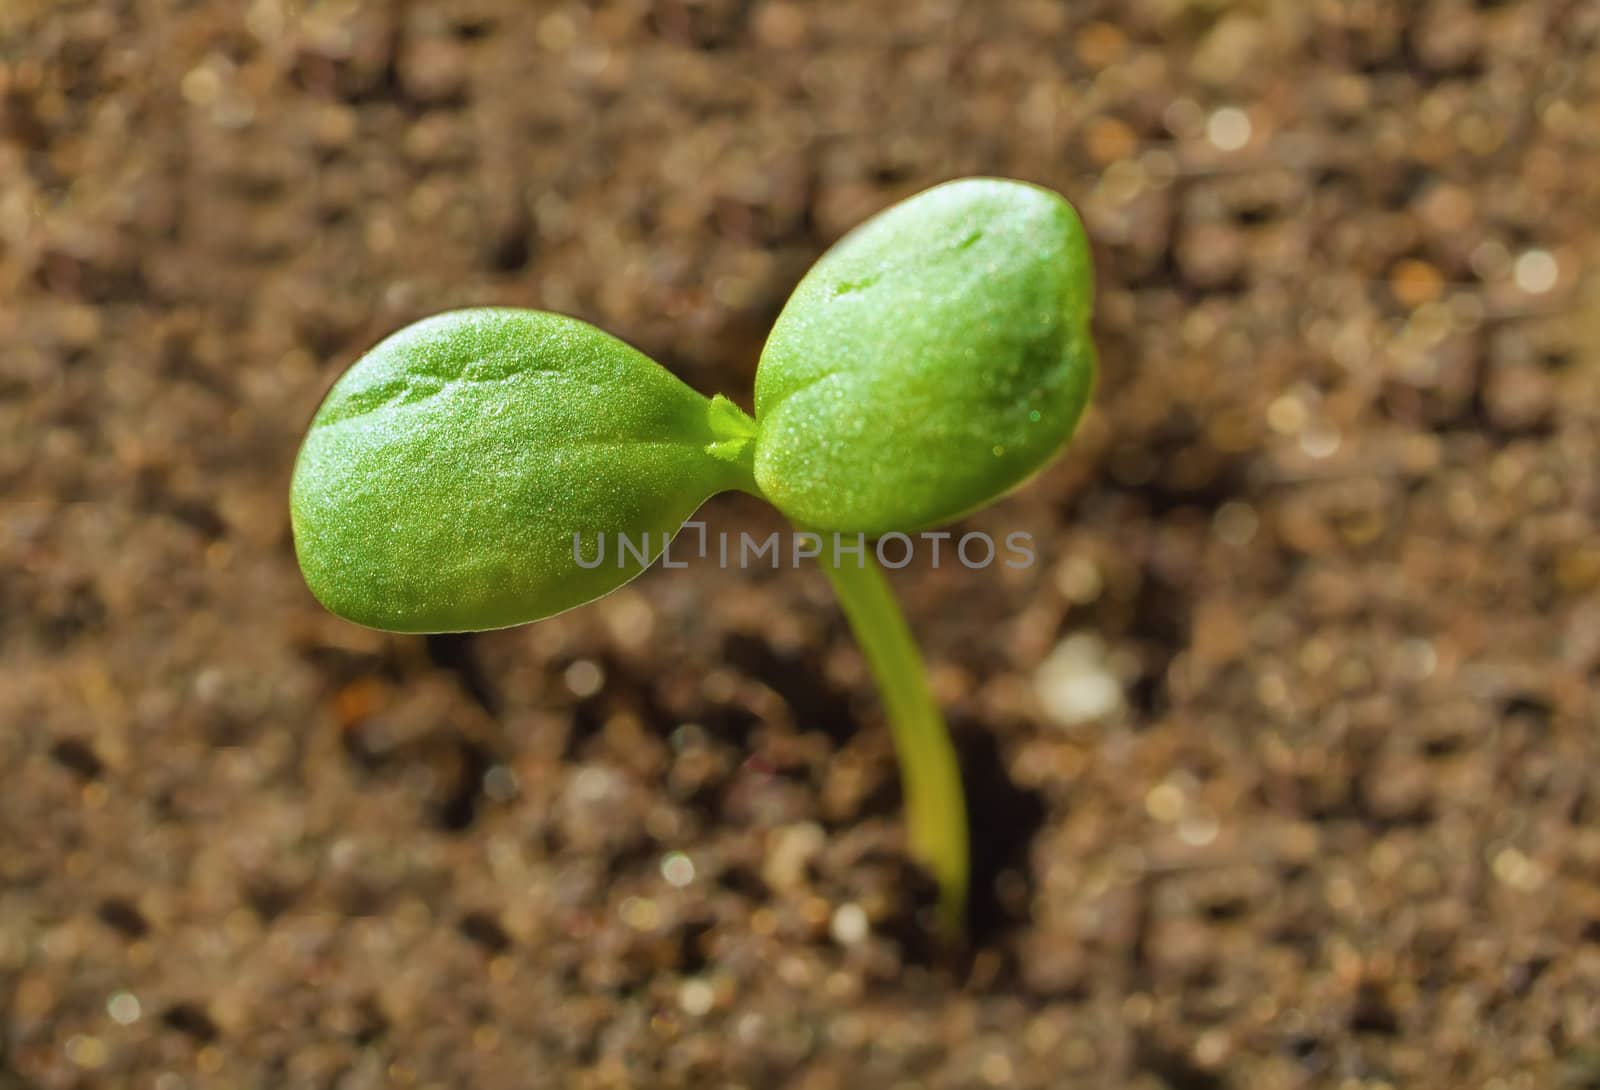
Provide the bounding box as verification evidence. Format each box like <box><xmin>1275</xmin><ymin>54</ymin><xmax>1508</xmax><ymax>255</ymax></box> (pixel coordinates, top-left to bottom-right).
<box><xmin>290</xmin><ymin>308</ymin><xmax>756</xmax><ymax>633</ymax></box>
<box><xmin>752</xmin><ymin>178</ymin><xmax>1097</xmax><ymax>534</ymax></box>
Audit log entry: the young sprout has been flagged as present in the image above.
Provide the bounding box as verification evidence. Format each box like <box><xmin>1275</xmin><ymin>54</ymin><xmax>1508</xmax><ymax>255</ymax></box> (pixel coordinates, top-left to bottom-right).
<box><xmin>291</xmin><ymin>178</ymin><xmax>1096</xmax><ymax>934</ymax></box>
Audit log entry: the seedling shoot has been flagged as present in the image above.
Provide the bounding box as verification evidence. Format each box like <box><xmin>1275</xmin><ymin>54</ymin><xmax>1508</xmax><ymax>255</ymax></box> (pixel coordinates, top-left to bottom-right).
<box><xmin>291</xmin><ymin>178</ymin><xmax>1097</xmax><ymax>933</ymax></box>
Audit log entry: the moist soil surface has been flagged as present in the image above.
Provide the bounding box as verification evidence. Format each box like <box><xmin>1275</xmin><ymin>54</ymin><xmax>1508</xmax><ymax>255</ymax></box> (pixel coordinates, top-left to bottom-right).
<box><xmin>4</xmin><ymin>2</ymin><xmax>1600</xmax><ymax>1088</ymax></box>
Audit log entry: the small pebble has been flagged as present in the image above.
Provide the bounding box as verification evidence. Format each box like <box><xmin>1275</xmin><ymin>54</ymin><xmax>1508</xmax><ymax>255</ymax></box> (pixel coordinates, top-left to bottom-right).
<box><xmin>107</xmin><ymin>991</ymin><xmax>141</xmax><ymax>1025</ymax></box>
<box><xmin>678</xmin><ymin>978</ymin><xmax>715</xmax><ymax>1016</ymax></box>
<box><xmin>660</xmin><ymin>852</ymin><xmax>695</xmax><ymax>888</ymax></box>
<box><xmin>1512</xmin><ymin>249</ymin><xmax>1558</xmax><ymax>294</ymax></box>
<box><xmin>1145</xmin><ymin>781</ymin><xmax>1185</xmax><ymax>823</ymax></box>
<box><xmin>1299</xmin><ymin>422</ymin><xmax>1341</xmax><ymax>459</ymax></box>
<box><xmin>65</xmin><ymin>1035</ymin><xmax>108</xmax><ymax>1069</ymax></box>
<box><xmin>1035</xmin><ymin>635</ymin><xmax>1123</xmax><ymax>727</ymax></box>
<box><xmin>1213</xmin><ymin>501</ymin><xmax>1258</xmax><ymax>546</ymax></box>
<box><xmin>1390</xmin><ymin>259</ymin><xmax>1444</xmax><ymax>308</ymax></box>
<box><xmin>401</xmin><ymin>39</ymin><xmax>467</xmax><ymax>104</ymax></box>
<box><xmin>830</xmin><ymin>903</ymin><xmax>869</xmax><ymax>946</ymax></box>
<box><xmin>763</xmin><ymin>823</ymin><xmax>826</xmax><ymax>892</ymax></box>
<box><xmin>1191</xmin><ymin>15</ymin><xmax>1265</xmax><ymax>86</ymax></box>
<box><xmin>1206</xmin><ymin>107</ymin><xmax>1252</xmax><ymax>151</ymax></box>
<box><xmin>564</xmin><ymin>659</ymin><xmax>604</xmax><ymax>698</ymax></box>
<box><xmin>1178</xmin><ymin>809</ymin><xmax>1220</xmax><ymax>847</ymax></box>
<box><xmin>1178</xmin><ymin>222</ymin><xmax>1244</xmax><ymax>288</ymax></box>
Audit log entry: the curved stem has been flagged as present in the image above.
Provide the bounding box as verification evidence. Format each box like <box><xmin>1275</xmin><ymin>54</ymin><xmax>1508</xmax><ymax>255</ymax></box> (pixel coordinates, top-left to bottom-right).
<box><xmin>819</xmin><ymin>545</ymin><xmax>968</xmax><ymax>936</ymax></box>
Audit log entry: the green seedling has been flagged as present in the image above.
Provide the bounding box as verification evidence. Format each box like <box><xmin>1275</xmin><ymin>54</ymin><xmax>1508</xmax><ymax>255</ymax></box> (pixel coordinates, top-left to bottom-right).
<box><xmin>291</xmin><ymin>178</ymin><xmax>1096</xmax><ymax>933</ymax></box>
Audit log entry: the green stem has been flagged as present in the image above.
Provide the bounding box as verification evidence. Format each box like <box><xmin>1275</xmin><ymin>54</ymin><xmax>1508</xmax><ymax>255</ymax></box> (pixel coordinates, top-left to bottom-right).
<box><xmin>818</xmin><ymin>545</ymin><xmax>969</xmax><ymax>936</ymax></box>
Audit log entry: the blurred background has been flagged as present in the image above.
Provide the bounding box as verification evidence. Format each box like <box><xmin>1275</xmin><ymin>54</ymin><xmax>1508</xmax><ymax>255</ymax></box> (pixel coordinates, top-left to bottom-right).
<box><xmin>3</xmin><ymin>1</ymin><xmax>1599</xmax><ymax>1087</ymax></box>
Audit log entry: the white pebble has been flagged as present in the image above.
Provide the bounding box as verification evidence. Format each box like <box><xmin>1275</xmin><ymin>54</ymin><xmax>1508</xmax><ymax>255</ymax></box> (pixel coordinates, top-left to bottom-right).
<box><xmin>660</xmin><ymin>851</ymin><xmax>695</xmax><ymax>888</ymax></box>
<box><xmin>564</xmin><ymin>659</ymin><xmax>604</xmax><ymax>698</ymax></box>
<box><xmin>1034</xmin><ymin>634</ymin><xmax>1124</xmax><ymax>728</ymax></box>
<box><xmin>678</xmin><ymin>978</ymin><xmax>715</xmax><ymax>1016</ymax></box>
<box><xmin>1512</xmin><ymin>249</ymin><xmax>1558</xmax><ymax>294</ymax></box>
<box><xmin>1206</xmin><ymin>107</ymin><xmax>1252</xmax><ymax>151</ymax></box>
<box><xmin>830</xmin><ymin>903</ymin><xmax>869</xmax><ymax>946</ymax></box>
<box><xmin>107</xmin><ymin>992</ymin><xmax>141</xmax><ymax>1025</ymax></box>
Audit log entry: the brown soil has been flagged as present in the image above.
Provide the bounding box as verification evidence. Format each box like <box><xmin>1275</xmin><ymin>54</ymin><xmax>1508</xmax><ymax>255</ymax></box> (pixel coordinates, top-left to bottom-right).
<box><xmin>4</xmin><ymin>1</ymin><xmax>1600</xmax><ymax>1087</ymax></box>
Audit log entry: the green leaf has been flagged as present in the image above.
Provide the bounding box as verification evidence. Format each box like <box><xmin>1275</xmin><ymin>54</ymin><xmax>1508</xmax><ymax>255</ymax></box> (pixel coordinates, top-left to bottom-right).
<box><xmin>752</xmin><ymin>178</ymin><xmax>1096</xmax><ymax>533</ymax></box>
<box><xmin>290</xmin><ymin>308</ymin><xmax>752</xmax><ymax>632</ymax></box>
